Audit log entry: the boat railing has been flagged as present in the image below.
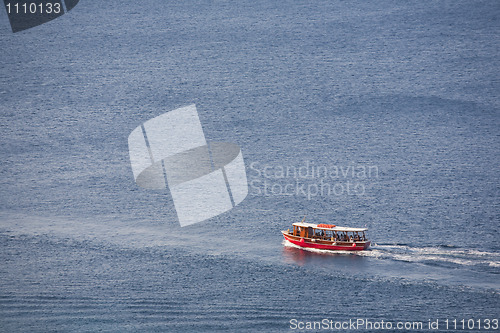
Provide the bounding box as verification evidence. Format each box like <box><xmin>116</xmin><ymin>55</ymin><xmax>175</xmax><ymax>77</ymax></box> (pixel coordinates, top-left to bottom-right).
<box><xmin>286</xmin><ymin>234</ymin><xmax>368</xmax><ymax>244</ymax></box>
<box><xmin>284</xmin><ymin>229</ymin><xmax>368</xmax><ymax>243</ymax></box>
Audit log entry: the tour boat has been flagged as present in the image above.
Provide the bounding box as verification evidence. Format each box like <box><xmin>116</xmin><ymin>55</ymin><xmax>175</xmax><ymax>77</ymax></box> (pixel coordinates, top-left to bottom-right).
<box><xmin>281</xmin><ymin>219</ymin><xmax>370</xmax><ymax>251</ymax></box>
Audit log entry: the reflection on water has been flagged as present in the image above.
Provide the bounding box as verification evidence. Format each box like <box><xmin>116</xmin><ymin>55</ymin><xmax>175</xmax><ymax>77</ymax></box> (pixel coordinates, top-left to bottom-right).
<box><xmin>281</xmin><ymin>241</ymin><xmax>367</xmax><ymax>272</ymax></box>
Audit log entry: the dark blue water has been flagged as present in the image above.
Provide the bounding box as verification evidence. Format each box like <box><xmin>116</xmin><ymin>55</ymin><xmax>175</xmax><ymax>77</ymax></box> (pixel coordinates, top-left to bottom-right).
<box><xmin>0</xmin><ymin>0</ymin><xmax>499</xmax><ymax>331</ymax></box>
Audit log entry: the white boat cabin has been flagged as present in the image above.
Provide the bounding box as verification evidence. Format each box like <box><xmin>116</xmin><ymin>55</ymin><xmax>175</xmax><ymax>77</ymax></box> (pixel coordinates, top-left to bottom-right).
<box><xmin>291</xmin><ymin>222</ymin><xmax>367</xmax><ymax>242</ymax></box>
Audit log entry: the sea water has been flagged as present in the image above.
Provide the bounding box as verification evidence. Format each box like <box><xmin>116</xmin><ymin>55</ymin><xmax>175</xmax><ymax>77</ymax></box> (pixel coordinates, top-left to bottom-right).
<box><xmin>0</xmin><ymin>0</ymin><xmax>498</xmax><ymax>331</ymax></box>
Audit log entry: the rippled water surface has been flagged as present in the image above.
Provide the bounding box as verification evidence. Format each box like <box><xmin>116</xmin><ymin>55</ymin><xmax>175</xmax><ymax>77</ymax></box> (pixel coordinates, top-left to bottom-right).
<box><xmin>0</xmin><ymin>0</ymin><xmax>499</xmax><ymax>331</ymax></box>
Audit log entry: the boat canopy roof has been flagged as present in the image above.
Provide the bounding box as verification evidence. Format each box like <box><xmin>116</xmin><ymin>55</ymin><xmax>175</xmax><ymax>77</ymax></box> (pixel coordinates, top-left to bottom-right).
<box><xmin>292</xmin><ymin>222</ymin><xmax>367</xmax><ymax>232</ymax></box>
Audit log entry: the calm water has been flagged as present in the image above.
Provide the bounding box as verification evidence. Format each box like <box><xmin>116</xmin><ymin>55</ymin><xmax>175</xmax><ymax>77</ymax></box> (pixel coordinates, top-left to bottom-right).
<box><xmin>0</xmin><ymin>1</ymin><xmax>499</xmax><ymax>332</ymax></box>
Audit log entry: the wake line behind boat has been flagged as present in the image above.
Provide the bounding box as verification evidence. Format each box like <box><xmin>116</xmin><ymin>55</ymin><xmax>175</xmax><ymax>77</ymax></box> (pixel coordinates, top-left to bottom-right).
<box><xmin>282</xmin><ymin>219</ymin><xmax>370</xmax><ymax>251</ymax></box>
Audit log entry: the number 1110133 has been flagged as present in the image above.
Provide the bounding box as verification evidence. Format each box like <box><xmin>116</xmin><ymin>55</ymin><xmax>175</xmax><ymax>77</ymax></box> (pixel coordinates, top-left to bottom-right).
<box><xmin>5</xmin><ymin>2</ymin><xmax>62</xmax><ymax>14</ymax></box>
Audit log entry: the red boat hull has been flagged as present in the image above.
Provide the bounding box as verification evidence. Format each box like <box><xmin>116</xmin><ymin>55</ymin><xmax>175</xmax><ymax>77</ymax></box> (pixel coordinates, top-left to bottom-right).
<box><xmin>283</xmin><ymin>233</ymin><xmax>370</xmax><ymax>251</ymax></box>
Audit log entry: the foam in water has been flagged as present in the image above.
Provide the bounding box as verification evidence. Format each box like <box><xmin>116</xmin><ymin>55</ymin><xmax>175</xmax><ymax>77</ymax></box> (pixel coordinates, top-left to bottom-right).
<box><xmin>366</xmin><ymin>244</ymin><xmax>500</xmax><ymax>268</ymax></box>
